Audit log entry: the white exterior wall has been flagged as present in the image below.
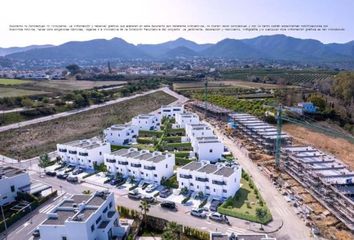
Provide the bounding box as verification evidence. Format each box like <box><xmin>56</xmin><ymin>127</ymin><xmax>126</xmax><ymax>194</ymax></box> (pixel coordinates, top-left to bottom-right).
<box><xmin>0</xmin><ymin>171</ymin><xmax>31</xmax><ymax>206</ymax></box>
<box><xmin>103</xmin><ymin>125</ymin><xmax>138</xmax><ymax>146</ymax></box>
<box><xmin>177</xmin><ymin>164</ymin><xmax>241</xmax><ymax>198</ymax></box>
<box><xmin>185</xmin><ymin>125</ymin><xmax>214</xmax><ymax>139</ymax></box>
<box><xmin>104</xmin><ymin>150</ymin><xmax>175</xmax><ymax>183</ymax></box>
<box><xmin>131</xmin><ymin>115</ymin><xmax>160</xmax><ymax>131</ymax></box>
<box><xmin>196</xmin><ymin>141</ymin><xmax>224</xmax><ymax>162</ymax></box>
<box><xmin>39</xmin><ymin>193</ymin><xmax>121</xmax><ymax>240</ymax></box>
<box><xmin>160</xmin><ymin>105</ymin><xmax>184</xmax><ymax>118</ymax></box>
<box><xmin>175</xmin><ymin>113</ymin><xmax>200</xmax><ymax>128</ymax></box>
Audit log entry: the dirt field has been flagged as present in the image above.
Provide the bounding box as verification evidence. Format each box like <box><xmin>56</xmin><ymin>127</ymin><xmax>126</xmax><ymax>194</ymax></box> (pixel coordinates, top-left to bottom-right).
<box><xmin>26</xmin><ymin>79</ymin><xmax>127</xmax><ymax>91</ymax></box>
<box><xmin>0</xmin><ymin>87</ymin><xmax>49</xmax><ymax>97</ymax></box>
<box><xmin>0</xmin><ymin>91</ymin><xmax>176</xmax><ymax>159</ymax></box>
<box><xmin>283</xmin><ymin>124</ymin><xmax>354</xmax><ymax>169</ymax></box>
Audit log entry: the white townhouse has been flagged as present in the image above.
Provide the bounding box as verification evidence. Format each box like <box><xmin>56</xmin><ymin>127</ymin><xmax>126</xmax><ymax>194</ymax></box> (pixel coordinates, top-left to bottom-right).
<box><xmin>131</xmin><ymin>114</ymin><xmax>160</xmax><ymax>131</ymax></box>
<box><xmin>104</xmin><ymin>148</ymin><xmax>175</xmax><ymax>184</ymax></box>
<box><xmin>175</xmin><ymin>112</ymin><xmax>200</xmax><ymax>128</ymax></box>
<box><xmin>185</xmin><ymin>123</ymin><xmax>214</xmax><ymax>139</ymax></box>
<box><xmin>191</xmin><ymin>136</ymin><xmax>224</xmax><ymax>162</ymax></box>
<box><xmin>0</xmin><ymin>166</ymin><xmax>31</xmax><ymax>206</ymax></box>
<box><xmin>177</xmin><ymin>161</ymin><xmax>241</xmax><ymax>199</ymax></box>
<box><xmin>103</xmin><ymin>124</ymin><xmax>138</xmax><ymax>146</ymax></box>
<box><xmin>159</xmin><ymin>105</ymin><xmax>184</xmax><ymax>118</ymax></box>
<box><xmin>57</xmin><ymin>138</ymin><xmax>111</xmax><ymax>169</ymax></box>
<box><xmin>38</xmin><ymin>191</ymin><xmax>127</xmax><ymax>240</ymax></box>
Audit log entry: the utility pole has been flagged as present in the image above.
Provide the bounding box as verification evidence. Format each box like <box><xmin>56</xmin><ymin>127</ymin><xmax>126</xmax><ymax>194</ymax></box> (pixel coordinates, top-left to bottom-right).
<box><xmin>275</xmin><ymin>104</ymin><xmax>282</xmax><ymax>168</ymax></box>
<box><xmin>204</xmin><ymin>79</ymin><xmax>208</xmax><ymax>118</ymax></box>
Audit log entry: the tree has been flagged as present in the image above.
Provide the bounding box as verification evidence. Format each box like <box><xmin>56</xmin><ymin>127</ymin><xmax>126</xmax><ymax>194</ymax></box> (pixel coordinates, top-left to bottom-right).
<box><xmin>66</xmin><ymin>64</ymin><xmax>81</xmax><ymax>75</ymax></box>
<box><xmin>308</xmin><ymin>94</ymin><xmax>326</xmax><ymax>112</ymax></box>
<box><xmin>166</xmin><ymin>222</ymin><xmax>183</xmax><ymax>240</ymax></box>
<box><xmin>139</xmin><ymin>199</ymin><xmax>150</xmax><ymax>227</ymax></box>
<box><xmin>21</xmin><ymin>97</ymin><xmax>34</xmax><ymax>108</ymax></box>
<box><xmin>333</xmin><ymin>72</ymin><xmax>354</xmax><ymax>103</ymax></box>
<box><xmin>38</xmin><ymin>154</ymin><xmax>51</xmax><ymax>168</ymax></box>
<box><xmin>197</xmin><ymin>191</ymin><xmax>204</xmax><ymax>200</ymax></box>
<box><xmin>256</xmin><ymin>208</ymin><xmax>268</xmax><ymax>230</ymax></box>
<box><xmin>180</xmin><ymin>186</ymin><xmax>189</xmax><ymax>196</ymax></box>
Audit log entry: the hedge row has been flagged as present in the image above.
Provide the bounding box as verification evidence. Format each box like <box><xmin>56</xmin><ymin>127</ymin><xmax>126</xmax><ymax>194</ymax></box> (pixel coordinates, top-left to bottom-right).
<box><xmin>138</xmin><ymin>130</ymin><xmax>163</xmax><ymax>137</ymax></box>
<box><xmin>175</xmin><ymin>157</ymin><xmax>192</xmax><ymax>166</ymax></box>
<box><xmin>162</xmin><ymin>136</ymin><xmax>181</xmax><ymax>143</ymax></box>
<box><xmin>174</xmin><ymin>151</ymin><xmax>190</xmax><ymax>158</ymax></box>
<box><xmin>137</xmin><ymin>137</ymin><xmax>155</xmax><ymax>144</ymax></box>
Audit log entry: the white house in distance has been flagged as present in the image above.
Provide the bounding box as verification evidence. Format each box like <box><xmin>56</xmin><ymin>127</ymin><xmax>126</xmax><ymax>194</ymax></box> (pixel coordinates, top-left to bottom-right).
<box><xmin>103</xmin><ymin>124</ymin><xmax>138</xmax><ymax>146</ymax></box>
<box><xmin>177</xmin><ymin>161</ymin><xmax>241</xmax><ymax>199</ymax></box>
<box><xmin>131</xmin><ymin>114</ymin><xmax>160</xmax><ymax>131</ymax></box>
<box><xmin>185</xmin><ymin>123</ymin><xmax>214</xmax><ymax>139</ymax></box>
<box><xmin>38</xmin><ymin>191</ymin><xmax>127</xmax><ymax>240</ymax></box>
<box><xmin>104</xmin><ymin>148</ymin><xmax>175</xmax><ymax>184</ymax></box>
<box><xmin>175</xmin><ymin>112</ymin><xmax>200</xmax><ymax>128</ymax></box>
<box><xmin>160</xmin><ymin>105</ymin><xmax>184</xmax><ymax>118</ymax></box>
<box><xmin>57</xmin><ymin>138</ymin><xmax>111</xmax><ymax>169</ymax></box>
<box><xmin>192</xmin><ymin>136</ymin><xmax>224</xmax><ymax>162</ymax></box>
<box><xmin>0</xmin><ymin>166</ymin><xmax>31</xmax><ymax>206</ymax></box>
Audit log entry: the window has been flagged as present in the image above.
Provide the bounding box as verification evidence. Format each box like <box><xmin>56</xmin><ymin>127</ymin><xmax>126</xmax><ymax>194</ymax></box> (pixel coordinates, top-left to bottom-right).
<box><xmin>206</xmin><ymin>186</ymin><xmax>210</xmax><ymax>189</ymax></box>
<box><xmin>99</xmin><ymin>152</ymin><xmax>102</xmax><ymax>155</ymax></box>
<box><xmin>154</xmin><ymin>174</ymin><xmax>157</xmax><ymax>177</ymax></box>
<box><xmin>109</xmin><ymin>201</ymin><xmax>112</xmax><ymax>208</ymax></box>
<box><xmin>181</xmin><ymin>182</ymin><xmax>184</xmax><ymax>186</ymax></box>
<box><xmin>62</xmin><ymin>237</ymin><xmax>67</xmax><ymax>240</ymax></box>
<box><xmin>190</xmin><ymin>183</ymin><xmax>194</xmax><ymax>186</ymax></box>
<box><xmin>103</xmin><ymin>207</ymin><xmax>108</xmax><ymax>213</ymax></box>
<box><xmin>213</xmin><ymin>189</ymin><xmax>215</xmax><ymax>192</ymax></box>
<box><xmin>209</xmin><ymin>149</ymin><xmax>213</xmax><ymax>153</ymax></box>
<box><xmin>91</xmin><ymin>224</ymin><xmax>95</xmax><ymax>232</ymax></box>
<box><xmin>223</xmin><ymin>189</ymin><xmax>227</xmax><ymax>193</ymax></box>
<box><xmin>197</xmin><ymin>185</ymin><xmax>199</xmax><ymax>189</ymax></box>
<box><xmin>10</xmin><ymin>185</ymin><xmax>15</xmax><ymax>192</ymax></box>
<box><xmin>166</xmin><ymin>164</ymin><xmax>168</xmax><ymax>168</ymax></box>
<box><xmin>96</xmin><ymin>216</ymin><xmax>102</xmax><ymax>225</ymax></box>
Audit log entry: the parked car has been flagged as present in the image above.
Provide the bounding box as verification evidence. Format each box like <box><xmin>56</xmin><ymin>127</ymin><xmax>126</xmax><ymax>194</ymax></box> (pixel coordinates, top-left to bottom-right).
<box><xmin>146</xmin><ymin>183</ymin><xmax>158</xmax><ymax>193</ymax></box>
<box><xmin>32</xmin><ymin>228</ymin><xmax>40</xmax><ymax>237</ymax></box>
<box><xmin>110</xmin><ymin>178</ymin><xmax>125</xmax><ymax>186</ymax></box>
<box><xmin>67</xmin><ymin>175</ymin><xmax>78</xmax><ymax>183</ymax></box>
<box><xmin>45</xmin><ymin>171</ymin><xmax>56</xmax><ymax>177</ymax></box>
<box><xmin>209</xmin><ymin>212</ymin><xmax>225</xmax><ymax>222</ymax></box>
<box><xmin>160</xmin><ymin>201</ymin><xmax>177</xmax><ymax>210</ymax></box>
<box><xmin>72</xmin><ymin>168</ymin><xmax>84</xmax><ymax>175</ymax></box>
<box><xmin>191</xmin><ymin>208</ymin><xmax>207</xmax><ymax>218</ymax></box>
<box><xmin>142</xmin><ymin>196</ymin><xmax>155</xmax><ymax>203</ymax></box>
<box><xmin>57</xmin><ymin>173</ymin><xmax>69</xmax><ymax>180</ymax></box>
<box><xmin>128</xmin><ymin>191</ymin><xmax>142</xmax><ymax>200</ymax></box>
<box><xmin>159</xmin><ymin>188</ymin><xmax>172</xmax><ymax>198</ymax></box>
<box><xmin>209</xmin><ymin>200</ymin><xmax>222</xmax><ymax>212</ymax></box>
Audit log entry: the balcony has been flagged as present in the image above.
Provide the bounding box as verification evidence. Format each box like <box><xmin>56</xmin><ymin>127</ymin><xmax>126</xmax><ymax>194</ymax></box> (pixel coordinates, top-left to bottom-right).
<box><xmin>212</xmin><ymin>180</ymin><xmax>226</xmax><ymax>185</ymax></box>
<box><xmin>179</xmin><ymin>174</ymin><xmax>192</xmax><ymax>179</ymax></box>
<box><xmin>118</xmin><ymin>161</ymin><xmax>128</xmax><ymax>165</ymax></box>
<box><xmin>78</xmin><ymin>152</ymin><xmax>88</xmax><ymax>156</ymax></box>
<box><xmin>144</xmin><ymin>166</ymin><xmax>156</xmax><ymax>170</ymax></box>
<box><xmin>131</xmin><ymin>163</ymin><xmax>142</xmax><ymax>168</ymax></box>
<box><xmin>69</xmin><ymin>150</ymin><xmax>77</xmax><ymax>154</ymax></box>
<box><xmin>106</xmin><ymin>159</ymin><xmax>116</xmax><ymax>163</ymax></box>
<box><xmin>195</xmin><ymin>177</ymin><xmax>209</xmax><ymax>182</ymax></box>
<box><xmin>59</xmin><ymin>148</ymin><xmax>67</xmax><ymax>153</ymax></box>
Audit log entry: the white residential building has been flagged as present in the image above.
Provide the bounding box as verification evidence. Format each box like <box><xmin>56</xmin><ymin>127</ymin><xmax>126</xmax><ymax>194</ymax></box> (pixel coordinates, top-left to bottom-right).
<box><xmin>191</xmin><ymin>136</ymin><xmax>224</xmax><ymax>162</ymax></box>
<box><xmin>175</xmin><ymin>112</ymin><xmax>200</xmax><ymax>128</ymax></box>
<box><xmin>177</xmin><ymin>161</ymin><xmax>241</xmax><ymax>198</ymax></box>
<box><xmin>185</xmin><ymin>123</ymin><xmax>214</xmax><ymax>139</ymax></box>
<box><xmin>38</xmin><ymin>191</ymin><xmax>127</xmax><ymax>240</ymax></box>
<box><xmin>160</xmin><ymin>105</ymin><xmax>184</xmax><ymax>118</ymax></box>
<box><xmin>0</xmin><ymin>166</ymin><xmax>31</xmax><ymax>206</ymax></box>
<box><xmin>104</xmin><ymin>148</ymin><xmax>175</xmax><ymax>184</ymax></box>
<box><xmin>57</xmin><ymin>138</ymin><xmax>111</xmax><ymax>169</ymax></box>
<box><xmin>103</xmin><ymin>124</ymin><xmax>138</xmax><ymax>146</ymax></box>
<box><xmin>131</xmin><ymin>114</ymin><xmax>160</xmax><ymax>131</ymax></box>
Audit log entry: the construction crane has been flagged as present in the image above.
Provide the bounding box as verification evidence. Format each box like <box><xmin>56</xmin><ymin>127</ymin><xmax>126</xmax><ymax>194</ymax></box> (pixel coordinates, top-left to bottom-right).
<box><xmin>271</xmin><ymin>104</ymin><xmax>354</xmax><ymax>168</ymax></box>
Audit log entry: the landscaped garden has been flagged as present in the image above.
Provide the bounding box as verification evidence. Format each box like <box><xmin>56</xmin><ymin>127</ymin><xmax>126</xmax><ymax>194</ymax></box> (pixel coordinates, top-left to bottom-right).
<box><xmin>218</xmin><ymin>170</ymin><xmax>272</xmax><ymax>224</ymax></box>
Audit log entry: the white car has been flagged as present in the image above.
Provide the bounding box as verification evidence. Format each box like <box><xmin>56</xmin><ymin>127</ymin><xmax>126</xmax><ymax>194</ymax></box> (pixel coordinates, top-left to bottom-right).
<box><xmin>146</xmin><ymin>184</ymin><xmax>158</xmax><ymax>193</ymax></box>
<box><xmin>191</xmin><ymin>208</ymin><xmax>207</xmax><ymax>218</ymax></box>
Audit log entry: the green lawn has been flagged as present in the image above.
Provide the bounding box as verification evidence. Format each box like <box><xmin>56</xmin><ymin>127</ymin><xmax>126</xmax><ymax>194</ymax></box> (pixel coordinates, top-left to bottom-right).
<box><xmin>0</xmin><ymin>87</ymin><xmax>49</xmax><ymax>97</ymax></box>
<box><xmin>0</xmin><ymin>78</ymin><xmax>32</xmax><ymax>85</ymax></box>
<box><xmin>218</xmin><ymin>176</ymin><xmax>272</xmax><ymax>224</ymax></box>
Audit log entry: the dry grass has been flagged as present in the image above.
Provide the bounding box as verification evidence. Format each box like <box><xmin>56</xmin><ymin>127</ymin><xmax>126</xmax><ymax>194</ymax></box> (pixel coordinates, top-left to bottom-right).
<box><xmin>283</xmin><ymin>124</ymin><xmax>354</xmax><ymax>169</ymax></box>
<box><xmin>0</xmin><ymin>91</ymin><xmax>176</xmax><ymax>159</ymax></box>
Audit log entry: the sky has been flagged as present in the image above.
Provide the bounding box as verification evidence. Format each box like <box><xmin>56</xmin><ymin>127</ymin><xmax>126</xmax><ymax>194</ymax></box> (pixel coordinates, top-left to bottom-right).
<box><xmin>0</xmin><ymin>0</ymin><xmax>353</xmax><ymax>47</ymax></box>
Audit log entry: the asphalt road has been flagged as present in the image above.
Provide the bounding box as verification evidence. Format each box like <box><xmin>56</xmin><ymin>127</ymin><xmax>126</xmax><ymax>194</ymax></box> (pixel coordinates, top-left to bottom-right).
<box><xmin>0</xmin><ymin>87</ymin><xmax>182</xmax><ymax>133</ymax></box>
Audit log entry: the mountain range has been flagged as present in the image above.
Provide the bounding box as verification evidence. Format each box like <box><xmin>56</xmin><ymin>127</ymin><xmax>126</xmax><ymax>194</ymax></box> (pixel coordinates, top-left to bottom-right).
<box><xmin>3</xmin><ymin>35</ymin><xmax>354</xmax><ymax>63</ymax></box>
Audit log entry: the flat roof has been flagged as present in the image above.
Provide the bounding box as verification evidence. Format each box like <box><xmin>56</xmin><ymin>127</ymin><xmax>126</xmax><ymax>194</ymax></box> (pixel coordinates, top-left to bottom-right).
<box><xmin>198</xmin><ymin>164</ymin><xmax>218</xmax><ymax>174</ymax></box>
<box><xmin>214</xmin><ymin>167</ymin><xmax>236</xmax><ymax>177</ymax></box>
<box><xmin>109</xmin><ymin>124</ymin><xmax>131</xmax><ymax>131</ymax></box>
<box><xmin>43</xmin><ymin>210</ymin><xmax>76</xmax><ymax>225</ymax></box>
<box><xmin>134</xmin><ymin>152</ymin><xmax>153</xmax><ymax>160</ymax></box>
<box><xmin>0</xmin><ymin>166</ymin><xmax>26</xmax><ymax>178</ymax></box>
<box><xmin>111</xmin><ymin>148</ymin><xmax>130</xmax><ymax>156</ymax></box>
<box><xmin>147</xmin><ymin>154</ymin><xmax>169</xmax><ymax>163</ymax></box>
<box><xmin>87</xmin><ymin>195</ymin><xmax>106</xmax><ymax>206</ymax></box>
<box><xmin>182</xmin><ymin>161</ymin><xmax>202</xmax><ymax>171</ymax></box>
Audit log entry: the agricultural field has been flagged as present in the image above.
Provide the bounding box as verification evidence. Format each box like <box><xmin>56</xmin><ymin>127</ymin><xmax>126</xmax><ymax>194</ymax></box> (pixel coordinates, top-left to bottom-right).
<box><xmin>0</xmin><ymin>78</ymin><xmax>32</xmax><ymax>85</ymax></box>
<box><xmin>0</xmin><ymin>91</ymin><xmax>176</xmax><ymax>159</ymax></box>
<box><xmin>0</xmin><ymin>87</ymin><xmax>49</xmax><ymax>97</ymax></box>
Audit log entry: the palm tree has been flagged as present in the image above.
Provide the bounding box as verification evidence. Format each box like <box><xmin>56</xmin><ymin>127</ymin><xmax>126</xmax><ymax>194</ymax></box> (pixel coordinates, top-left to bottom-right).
<box><xmin>256</xmin><ymin>208</ymin><xmax>267</xmax><ymax>230</ymax></box>
<box><xmin>139</xmin><ymin>199</ymin><xmax>150</xmax><ymax>227</ymax></box>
